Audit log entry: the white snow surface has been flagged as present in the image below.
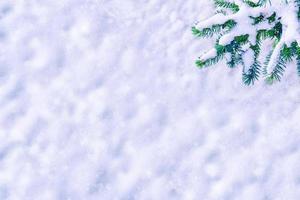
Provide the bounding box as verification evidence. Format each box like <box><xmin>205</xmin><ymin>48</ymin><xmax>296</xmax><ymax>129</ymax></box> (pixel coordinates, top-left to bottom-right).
<box><xmin>1</xmin><ymin>0</ymin><xmax>300</xmax><ymax>199</ymax></box>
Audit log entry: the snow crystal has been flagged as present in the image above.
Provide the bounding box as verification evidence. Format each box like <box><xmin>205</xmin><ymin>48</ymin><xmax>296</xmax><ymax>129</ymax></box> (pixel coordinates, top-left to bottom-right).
<box><xmin>0</xmin><ymin>0</ymin><xmax>300</xmax><ymax>199</ymax></box>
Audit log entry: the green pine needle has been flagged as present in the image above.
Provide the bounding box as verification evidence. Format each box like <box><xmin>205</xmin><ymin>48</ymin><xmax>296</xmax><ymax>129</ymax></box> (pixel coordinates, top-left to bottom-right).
<box><xmin>193</xmin><ymin>0</ymin><xmax>299</xmax><ymax>85</ymax></box>
<box><xmin>214</xmin><ymin>0</ymin><xmax>240</xmax><ymax>13</ymax></box>
<box><xmin>243</xmin><ymin>61</ymin><xmax>261</xmax><ymax>85</ymax></box>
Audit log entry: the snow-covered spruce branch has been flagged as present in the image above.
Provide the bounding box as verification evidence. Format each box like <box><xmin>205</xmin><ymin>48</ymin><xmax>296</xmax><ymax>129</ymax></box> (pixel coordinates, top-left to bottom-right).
<box><xmin>192</xmin><ymin>0</ymin><xmax>300</xmax><ymax>85</ymax></box>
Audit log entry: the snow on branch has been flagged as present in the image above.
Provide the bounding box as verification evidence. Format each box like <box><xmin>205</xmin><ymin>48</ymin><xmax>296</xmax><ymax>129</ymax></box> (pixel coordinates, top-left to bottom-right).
<box><xmin>192</xmin><ymin>0</ymin><xmax>300</xmax><ymax>85</ymax></box>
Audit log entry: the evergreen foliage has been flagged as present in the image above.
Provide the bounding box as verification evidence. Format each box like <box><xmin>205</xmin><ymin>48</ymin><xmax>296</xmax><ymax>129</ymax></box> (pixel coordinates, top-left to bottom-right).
<box><xmin>193</xmin><ymin>0</ymin><xmax>300</xmax><ymax>85</ymax></box>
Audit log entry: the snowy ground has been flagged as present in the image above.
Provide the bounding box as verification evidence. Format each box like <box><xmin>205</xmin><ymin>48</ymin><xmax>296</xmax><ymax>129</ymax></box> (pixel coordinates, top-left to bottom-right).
<box><xmin>1</xmin><ymin>0</ymin><xmax>300</xmax><ymax>199</ymax></box>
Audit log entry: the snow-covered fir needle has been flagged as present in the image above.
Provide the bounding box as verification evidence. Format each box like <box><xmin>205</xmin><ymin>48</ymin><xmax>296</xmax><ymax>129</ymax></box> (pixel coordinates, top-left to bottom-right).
<box><xmin>193</xmin><ymin>0</ymin><xmax>300</xmax><ymax>85</ymax></box>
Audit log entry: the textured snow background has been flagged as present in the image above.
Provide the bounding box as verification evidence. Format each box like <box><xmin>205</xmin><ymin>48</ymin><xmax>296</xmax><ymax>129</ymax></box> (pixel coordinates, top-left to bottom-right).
<box><xmin>1</xmin><ymin>0</ymin><xmax>300</xmax><ymax>199</ymax></box>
